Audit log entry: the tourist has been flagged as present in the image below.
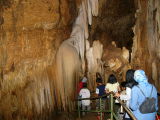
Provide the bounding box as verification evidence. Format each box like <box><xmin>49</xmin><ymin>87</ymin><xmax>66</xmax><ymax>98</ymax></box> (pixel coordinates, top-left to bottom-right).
<box><xmin>78</xmin><ymin>76</ymin><xmax>88</xmax><ymax>107</ymax></box>
<box><xmin>105</xmin><ymin>74</ymin><xmax>120</xmax><ymax>115</ymax></box>
<box><xmin>130</xmin><ymin>70</ymin><xmax>158</xmax><ymax>120</ymax></box>
<box><xmin>79</xmin><ymin>83</ymin><xmax>91</xmax><ymax>116</ymax></box>
<box><xmin>95</xmin><ymin>77</ymin><xmax>106</xmax><ymax>119</ymax></box>
<box><xmin>105</xmin><ymin>74</ymin><xmax>120</xmax><ymax>93</ymax></box>
<box><xmin>115</xmin><ymin>69</ymin><xmax>138</xmax><ymax>120</ymax></box>
<box><xmin>78</xmin><ymin>76</ymin><xmax>88</xmax><ymax>93</ymax></box>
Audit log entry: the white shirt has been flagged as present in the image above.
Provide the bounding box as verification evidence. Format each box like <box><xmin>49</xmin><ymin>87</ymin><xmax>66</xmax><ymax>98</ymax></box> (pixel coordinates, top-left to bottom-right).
<box><xmin>120</xmin><ymin>87</ymin><xmax>131</xmax><ymax>118</ymax></box>
<box><xmin>79</xmin><ymin>88</ymin><xmax>90</xmax><ymax>106</ymax></box>
<box><xmin>105</xmin><ymin>82</ymin><xmax>119</xmax><ymax>93</ymax></box>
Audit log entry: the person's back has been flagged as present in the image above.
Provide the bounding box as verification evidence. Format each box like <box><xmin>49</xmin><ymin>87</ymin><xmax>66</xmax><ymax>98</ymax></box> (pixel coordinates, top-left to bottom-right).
<box><xmin>130</xmin><ymin>70</ymin><xmax>158</xmax><ymax>120</ymax></box>
<box><xmin>79</xmin><ymin>87</ymin><xmax>90</xmax><ymax>106</ymax></box>
<box><xmin>78</xmin><ymin>76</ymin><xmax>88</xmax><ymax>93</ymax></box>
<box><xmin>105</xmin><ymin>82</ymin><xmax>119</xmax><ymax>93</ymax></box>
<box><xmin>95</xmin><ymin>78</ymin><xmax>106</xmax><ymax>119</ymax></box>
<box><xmin>79</xmin><ymin>83</ymin><xmax>91</xmax><ymax>116</ymax></box>
<box><xmin>105</xmin><ymin>74</ymin><xmax>120</xmax><ymax>93</ymax></box>
<box><xmin>96</xmin><ymin>84</ymin><xmax>106</xmax><ymax>97</ymax></box>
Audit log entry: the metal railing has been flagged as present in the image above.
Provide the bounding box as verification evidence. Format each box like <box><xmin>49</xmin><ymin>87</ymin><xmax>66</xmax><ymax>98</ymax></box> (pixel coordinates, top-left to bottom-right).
<box><xmin>77</xmin><ymin>93</ymin><xmax>137</xmax><ymax>120</ymax></box>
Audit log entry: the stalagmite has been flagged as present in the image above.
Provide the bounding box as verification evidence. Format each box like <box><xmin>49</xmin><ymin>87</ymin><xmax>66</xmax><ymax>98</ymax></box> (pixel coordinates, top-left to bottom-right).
<box><xmin>86</xmin><ymin>40</ymin><xmax>103</xmax><ymax>73</ymax></box>
<box><xmin>55</xmin><ymin>0</ymin><xmax>99</xmax><ymax>110</ymax></box>
<box><xmin>122</xmin><ymin>47</ymin><xmax>129</xmax><ymax>62</ymax></box>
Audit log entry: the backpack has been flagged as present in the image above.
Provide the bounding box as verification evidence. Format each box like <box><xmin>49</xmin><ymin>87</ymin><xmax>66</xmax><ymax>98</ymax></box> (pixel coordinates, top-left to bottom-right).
<box><xmin>137</xmin><ymin>85</ymin><xmax>156</xmax><ymax>114</ymax></box>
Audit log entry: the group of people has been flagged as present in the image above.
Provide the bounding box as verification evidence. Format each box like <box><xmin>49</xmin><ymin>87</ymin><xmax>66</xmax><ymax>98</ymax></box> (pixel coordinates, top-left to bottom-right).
<box><xmin>78</xmin><ymin>69</ymin><xmax>158</xmax><ymax>120</ymax></box>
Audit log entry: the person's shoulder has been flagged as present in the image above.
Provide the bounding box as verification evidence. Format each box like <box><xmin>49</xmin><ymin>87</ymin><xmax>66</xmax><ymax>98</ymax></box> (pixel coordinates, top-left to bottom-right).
<box><xmin>116</xmin><ymin>82</ymin><xmax>119</xmax><ymax>84</ymax></box>
<box><xmin>101</xmin><ymin>84</ymin><xmax>105</xmax><ymax>88</ymax></box>
<box><xmin>106</xmin><ymin>83</ymin><xmax>111</xmax><ymax>86</ymax></box>
<box><xmin>85</xmin><ymin>88</ymin><xmax>90</xmax><ymax>91</ymax></box>
<box><xmin>80</xmin><ymin>88</ymin><xmax>85</xmax><ymax>92</ymax></box>
<box><xmin>115</xmin><ymin>82</ymin><xmax>119</xmax><ymax>85</ymax></box>
<box><xmin>97</xmin><ymin>84</ymin><xmax>105</xmax><ymax>88</ymax></box>
<box><xmin>126</xmin><ymin>87</ymin><xmax>131</xmax><ymax>90</ymax></box>
<box><xmin>132</xmin><ymin>85</ymin><xmax>139</xmax><ymax>90</ymax></box>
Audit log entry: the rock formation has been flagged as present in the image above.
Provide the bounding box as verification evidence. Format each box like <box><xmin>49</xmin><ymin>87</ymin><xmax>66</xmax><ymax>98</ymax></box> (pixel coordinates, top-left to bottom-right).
<box><xmin>0</xmin><ymin>0</ymin><xmax>159</xmax><ymax>119</ymax></box>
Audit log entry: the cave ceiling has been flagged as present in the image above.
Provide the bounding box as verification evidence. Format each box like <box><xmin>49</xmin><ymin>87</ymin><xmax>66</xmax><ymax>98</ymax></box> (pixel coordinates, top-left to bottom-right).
<box><xmin>90</xmin><ymin>0</ymin><xmax>136</xmax><ymax>50</ymax></box>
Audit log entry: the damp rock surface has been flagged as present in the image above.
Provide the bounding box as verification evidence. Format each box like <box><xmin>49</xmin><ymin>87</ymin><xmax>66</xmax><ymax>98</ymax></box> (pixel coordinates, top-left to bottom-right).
<box><xmin>0</xmin><ymin>0</ymin><xmax>160</xmax><ymax>119</ymax></box>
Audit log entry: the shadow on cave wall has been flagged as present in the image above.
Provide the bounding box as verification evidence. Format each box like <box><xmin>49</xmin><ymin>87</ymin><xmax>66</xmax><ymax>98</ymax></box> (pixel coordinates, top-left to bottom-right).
<box><xmin>0</xmin><ymin>0</ymin><xmax>13</xmax><ymax>25</ymax></box>
<box><xmin>90</xmin><ymin>0</ymin><xmax>136</xmax><ymax>51</ymax></box>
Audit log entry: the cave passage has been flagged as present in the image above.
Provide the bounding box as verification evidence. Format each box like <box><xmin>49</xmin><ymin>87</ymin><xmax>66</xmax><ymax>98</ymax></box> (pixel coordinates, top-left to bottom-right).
<box><xmin>90</xmin><ymin>0</ymin><xmax>136</xmax><ymax>51</ymax></box>
<box><xmin>0</xmin><ymin>0</ymin><xmax>160</xmax><ymax>120</ymax></box>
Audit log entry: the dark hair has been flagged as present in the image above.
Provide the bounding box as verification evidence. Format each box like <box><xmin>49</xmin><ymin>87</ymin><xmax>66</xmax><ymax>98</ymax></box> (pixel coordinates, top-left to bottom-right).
<box><xmin>83</xmin><ymin>83</ymin><xmax>87</xmax><ymax>88</ymax></box>
<box><xmin>108</xmin><ymin>74</ymin><xmax>117</xmax><ymax>84</ymax></box>
<box><xmin>125</xmin><ymin>69</ymin><xmax>138</xmax><ymax>88</ymax></box>
<box><xmin>121</xmin><ymin>82</ymin><xmax>127</xmax><ymax>87</ymax></box>
<box><xmin>96</xmin><ymin>78</ymin><xmax>102</xmax><ymax>83</ymax></box>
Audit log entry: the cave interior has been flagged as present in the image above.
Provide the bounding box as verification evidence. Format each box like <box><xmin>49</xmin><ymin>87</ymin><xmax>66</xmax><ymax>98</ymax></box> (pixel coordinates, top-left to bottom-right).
<box><xmin>0</xmin><ymin>0</ymin><xmax>160</xmax><ymax>119</ymax></box>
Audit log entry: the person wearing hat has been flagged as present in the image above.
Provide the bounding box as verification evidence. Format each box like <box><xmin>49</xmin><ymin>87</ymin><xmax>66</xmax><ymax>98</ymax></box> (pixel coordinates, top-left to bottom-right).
<box><xmin>129</xmin><ymin>70</ymin><xmax>158</xmax><ymax>120</ymax></box>
<box><xmin>78</xmin><ymin>76</ymin><xmax>88</xmax><ymax>93</ymax></box>
<box><xmin>77</xmin><ymin>76</ymin><xmax>88</xmax><ymax>108</ymax></box>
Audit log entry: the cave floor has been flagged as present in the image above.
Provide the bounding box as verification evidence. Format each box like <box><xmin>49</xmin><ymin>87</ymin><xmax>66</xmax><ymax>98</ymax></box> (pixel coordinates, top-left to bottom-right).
<box><xmin>76</xmin><ymin>113</ymin><xmax>111</xmax><ymax>120</ymax></box>
<box><xmin>54</xmin><ymin>112</ymin><xmax>116</xmax><ymax>120</ymax></box>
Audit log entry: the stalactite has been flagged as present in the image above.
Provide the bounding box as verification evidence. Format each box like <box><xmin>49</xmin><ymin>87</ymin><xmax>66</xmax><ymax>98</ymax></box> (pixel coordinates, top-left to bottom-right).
<box><xmin>85</xmin><ymin>40</ymin><xmax>103</xmax><ymax>91</ymax></box>
<box><xmin>131</xmin><ymin>0</ymin><xmax>160</xmax><ymax>91</ymax></box>
<box><xmin>55</xmin><ymin>0</ymin><xmax>99</xmax><ymax>111</ymax></box>
<box><xmin>87</xmin><ymin>0</ymin><xmax>92</xmax><ymax>25</ymax></box>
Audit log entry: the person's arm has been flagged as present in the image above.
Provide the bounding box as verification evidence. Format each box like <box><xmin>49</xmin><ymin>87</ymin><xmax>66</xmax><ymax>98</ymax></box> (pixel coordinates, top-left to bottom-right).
<box><xmin>105</xmin><ymin>89</ymin><xmax>109</xmax><ymax>94</ymax></box>
<box><xmin>88</xmin><ymin>90</ymin><xmax>91</xmax><ymax>98</ymax></box>
<box><xmin>117</xmin><ymin>86</ymin><xmax>121</xmax><ymax>92</ymax></box>
<box><xmin>95</xmin><ymin>88</ymin><xmax>99</xmax><ymax>97</ymax></box>
<box><xmin>79</xmin><ymin>89</ymin><xmax>82</xmax><ymax>97</ymax></box>
<box><xmin>120</xmin><ymin>87</ymin><xmax>131</xmax><ymax>100</ymax></box>
<box><xmin>105</xmin><ymin>84</ymin><xmax>109</xmax><ymax>93</ymax></box>
<box><xmin>117</xmin><ymin>83</ymin><xmax>121</xmax><ymax>92</ymax></box>
<box><xmin>129</xmin><ymin>87</ymin><xmax>139</xmax><ymax>111</ymax></box>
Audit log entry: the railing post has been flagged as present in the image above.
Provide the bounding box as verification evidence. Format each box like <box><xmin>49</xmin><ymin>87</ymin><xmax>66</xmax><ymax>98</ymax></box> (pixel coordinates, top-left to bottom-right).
<box><xmin>100</xmin><ymin>98</ymin><xmax>102</xmax><ymax>120</ymax></box>
<box><xmin>78</xmin><ymin>99</ymin><xmax>81</xmax><ymax>118</ymax></box>
<box><xmin>111</xmin><ymin>94</ymin><xmax>113</xmax><ymax>120</ymax></box>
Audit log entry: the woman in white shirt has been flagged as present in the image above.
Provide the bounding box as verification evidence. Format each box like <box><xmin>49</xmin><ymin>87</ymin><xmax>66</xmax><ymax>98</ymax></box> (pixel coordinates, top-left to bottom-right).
<box><xmin>105</xmin><ymin>74</ymin><xmax>120</xmax><ymax>115</ymax></box>
<box><xmin>79</xmin><ymin>83</ymin><xmax>91</xmax><ymax>116</ymax></box>
<box><xmin>115</xmin><ymin>69</ymin><xmax>138</xmax><ymax>120</ymax></box>
<box><xmin>105</xmin><ymin>74</ymin><xmax>120</xmax><ymax>93</ymax></box>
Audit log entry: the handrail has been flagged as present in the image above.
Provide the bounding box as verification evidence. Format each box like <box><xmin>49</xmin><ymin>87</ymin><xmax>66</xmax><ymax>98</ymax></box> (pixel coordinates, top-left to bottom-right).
<box><xmin>115</xmin><ymin>97</ymin><xmax>137</xmax><ymax>120</ymax></box>
<box><xmin>77</xmin><ymin>94</ymin><xmax>108</xmax><ymax>101</ymax></box>
<box><xmin>77</xmin><ymin>93</ymin><xmax>137</xmax><ymax>120</ymax></box>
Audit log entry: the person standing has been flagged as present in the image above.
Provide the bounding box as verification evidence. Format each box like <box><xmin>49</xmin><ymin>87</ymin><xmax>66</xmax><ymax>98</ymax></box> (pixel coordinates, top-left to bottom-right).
<box><xmin>105</xmin><ymin>74</ymin><xmax>120</xmax><ymax>93</ymax></box>
<box><xmin>115</xmin><ymin>69</ymin><xmax>138</xmax><ymax>120</ymax></box>
<box><xmin>78</xmin><ymin>76</ymin><xmax>88</xmax><ymax>108</ymax></box>
<box><xmin>79</xmin><ymin>83</ymin><xmax>91</xmax><ymax>116</ymax></box>
<box><xmin>78</xmin><ymin>76</ymin><xmax>87</xmax><ymax>93</ymax></box>
<box><xmin>105</xmin><ymin>74</ymin><xmax>120</xmax><ymax>115</ymax></box>
<box><xmin>130</xmin><ymin>70</ymin><xmax>158</xmax><ymax>120</ymax></box>
<box><xmin>95</xmin><ymin>78</ymin><xmax>106</xmax><ymax>119</ymax></box>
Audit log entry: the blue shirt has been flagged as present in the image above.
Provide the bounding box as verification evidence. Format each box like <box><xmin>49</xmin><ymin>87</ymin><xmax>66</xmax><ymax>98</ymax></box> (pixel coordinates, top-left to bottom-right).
<box><xmin>130</xmin><ymin>84</ymin><xmax>158</xmax><ymax>120</ymax></box>
<box><xmin>96</xmin><ymin>84</ymin><xmax>105</xmax><ymax>97</ymax></box>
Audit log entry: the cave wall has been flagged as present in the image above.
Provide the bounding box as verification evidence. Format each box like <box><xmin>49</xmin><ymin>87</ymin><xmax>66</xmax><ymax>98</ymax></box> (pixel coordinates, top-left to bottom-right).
<box><xmin>0</xmin><ymin>0</ymin><xmax>101</xmax><ymax>119</ymax></box>
<box><xmin>0</xmin><ymin>0</ymin><xmax>78</xmax><ymax>119</ymax></box>
<box><xmin>0</xmin><ymin>0</ymin><xmax>160</xmax><ymax>119</ymax></box>
<box><xmin>131</xmin><ymin>0</ymin><xmax>160</xmax><ymax>92</ymax></box>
